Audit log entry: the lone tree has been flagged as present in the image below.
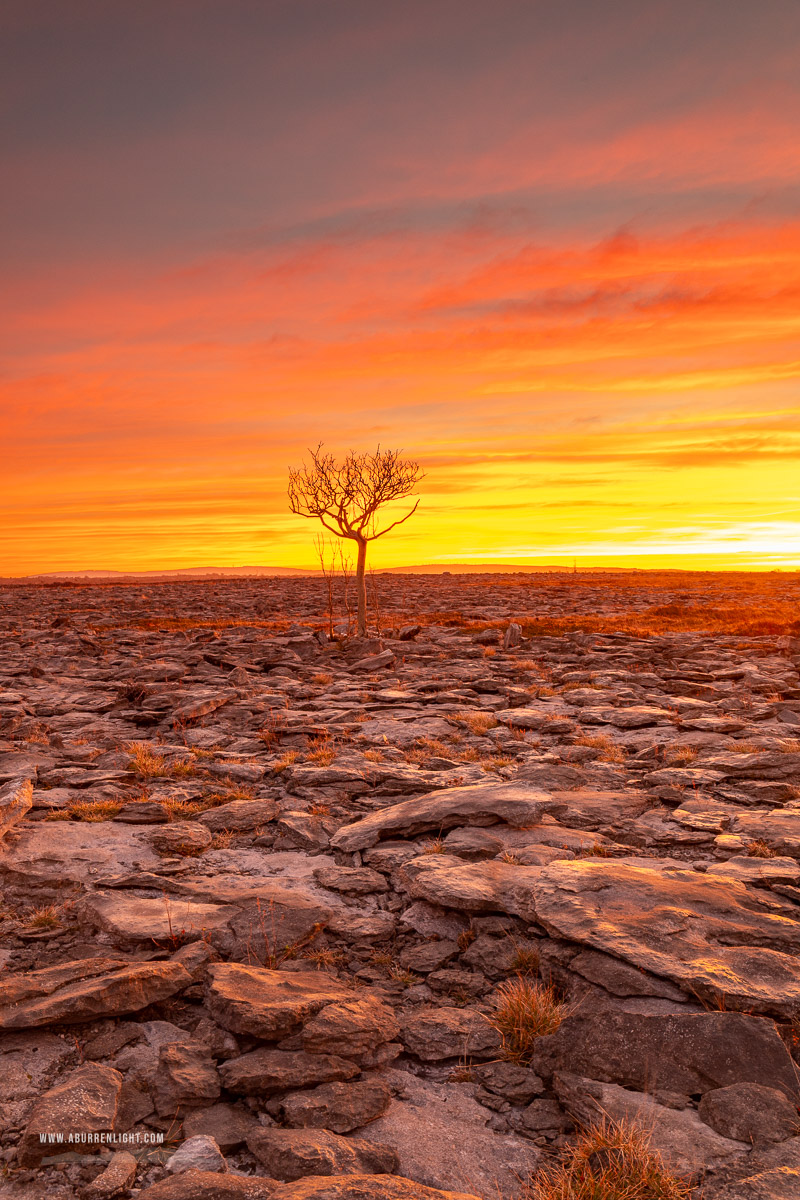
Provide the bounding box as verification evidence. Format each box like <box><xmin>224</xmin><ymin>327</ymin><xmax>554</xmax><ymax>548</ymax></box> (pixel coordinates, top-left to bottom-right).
<box><xmin>288</xmin><ymin>444</ymin><xmax>423</xmax><ymax>637</ymax></box>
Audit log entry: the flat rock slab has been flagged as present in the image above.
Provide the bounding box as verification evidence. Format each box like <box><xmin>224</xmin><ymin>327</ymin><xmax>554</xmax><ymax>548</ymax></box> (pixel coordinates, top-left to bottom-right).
<box><xmin>547</xmin><ymin>789</ymin><xmax>651</xmax><ymax>831</ymax></box>
<box><xmin>79</xmin><ymin>893</ymin><xmax>236</xmax><ymax>943</ymax></box>
<box><xmin>207</xmin><ymin>964</ymin><xmax>351</xmax><ymax>1039</ymax></box>
<box><xmin>730</xmin><ymin>811</ymin><xmax>800</xmax><ymax>857</ymax></box>
<box><xmin>0</xmin><ymin>821</ymin><xmax>160</xmax><ymax>887</ymax></box>
<box><xmin>220</xmin><ymin>1048</ymin><xmax>359</xmax><ymax>1095</ymax></box>
<box><xmin>269</xmin><ymin>1175</ymin><xmax>480</xmax><ymax>1200</ymax></box>
<box><xmin>160</xmin><ymin>875</ymin><xmax>334</xmax><ymax>961</ymax></box>
<box><xmin>0</xmin><ymin>778</ymin><xmax>32</xmax><ymax>839</ymax></box>
<box><xmin>357</xmin><ymin>718</ymin><xmax>456</xmax><ymax>747</ymax></box>
<box><xmin>400</xmin><ymin>855</ymin><xmax>540</xmax><ymax>921</ymax></box>
<box><xmin>0</xmin><ymin>958</ymin><xmax>192</xmax><ymax>1029</ymax></box>
<box><xmin>196</xmin><ymin>798</ymin><xmax>280</xmax><ymax>832</ymax></box>
<box><xmin>534</xmin><ymin>860</ymin><xmax>800</xmax><ymax>1016</ymax></box>
<box><xmin>18</xmin><ymin>1062</ymin><xmax>123</xmax><ymax>1165</ymax></box>
<box><xmin>578</xmin><ymin>706</ymin><xmax>674</xmax><ymax>728</ymax></box>
<box><xmin>248</xmin><ymin>1127</ymin><xmax>397</xmax><ymax>1182</ymax></box>
<box><xmin>361</xmin><ymin>1070</ymin><xmax>539</xmax><ymax>1200</ymax></box>
<box><xmin>330</xmin><ymin>782</ymin><xmax>554</xmax><ymax>852</ymax></box>
<box><xmin>533</xmin><ymin>1010</ymin><xmax>800</xmax><ymax>1101</ymax></box>
<box><xmin>136</xmin><ymin>1173</ymin><xmax>279</xmax><ymax>1199</ymax></box>
<box><xmin>706</xmin><ymin>856</ymin><xmax>800</xmax><ymax>886</ymax></box>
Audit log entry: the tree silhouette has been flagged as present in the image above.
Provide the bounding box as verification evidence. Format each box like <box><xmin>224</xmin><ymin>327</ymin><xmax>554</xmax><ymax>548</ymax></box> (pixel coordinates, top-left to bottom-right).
<box><xmin>288</xmin><ymin>444</ymin><xmax>422</xmax><ymax>636</ymax></box>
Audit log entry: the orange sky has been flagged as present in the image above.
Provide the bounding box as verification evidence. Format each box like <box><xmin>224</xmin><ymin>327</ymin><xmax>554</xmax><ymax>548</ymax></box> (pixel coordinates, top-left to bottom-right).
<box><xmin>2</xmin><ymin>1</ymin><xmax>800</xmax><ymax>574</ymax></box>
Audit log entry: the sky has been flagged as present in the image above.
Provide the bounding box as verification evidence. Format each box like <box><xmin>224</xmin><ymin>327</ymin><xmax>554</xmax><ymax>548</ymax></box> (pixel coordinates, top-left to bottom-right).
<box><xmin>2</xmin><ymin>0</ymin><xmax>800</xmax><ymax>574</ymax></box>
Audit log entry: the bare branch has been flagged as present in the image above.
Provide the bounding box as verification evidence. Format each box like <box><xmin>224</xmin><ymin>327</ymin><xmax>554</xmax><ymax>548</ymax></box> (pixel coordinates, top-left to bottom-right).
<box><xmin>370</xmin><ymin>498</ymin><xmax>421</xmax><ymax>539</ymax></box>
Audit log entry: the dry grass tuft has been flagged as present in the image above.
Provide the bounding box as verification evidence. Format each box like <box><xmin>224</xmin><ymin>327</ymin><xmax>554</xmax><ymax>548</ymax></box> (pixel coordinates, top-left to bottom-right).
<box><xmin>746</xmin><ymin>838</ymin><xmax>777</xmax><ymax>858</ymax></box>
<box><xmin>572</xmin><ymin>733</ymin><xmax>625</xmax><ymax>764</ymax></box>
<box><xmin>362</xmin><ymin>748</ymin><xmax>385</xmax><ymax>762</ymax></box>
<box><xmin>510</xmin><ymin>944</ymin><xmax>540</xmax><ymax>975</ymax></box>
<box><xmin>27</xmin><ymin>904</ymin><xmax>61</xmax><ymax>930</ymax></box>
<box><xmin>210</xmin><ymin>829</ymin><xmax>235</xmax><ymax>850</ymax></box>
<box><xmin>455</xmin><ymin>710</ymin><xmax>499</xmax><ymax>736</ymax></box>
<box><xmin>666</xmin><ymin>746</ymin><xmax>698</xmax><ymax>765</ymax></box>
<box><xmin>272</xmin><ymin>750</ymin><xmax>299</xmax><ymax>773</ymax></box>
<box><xmin>489</xmin><ymin>977</ymin><xmax>569</xmax><ymax>1063</ymax></box>
<box><xmin>422</xmin><ymin>836</ymin><xmax>447</xmax><ymax>854</ymax></box>
<box><xmin>527</xmin><ymin>1116</ymin><xmax>691</xmax><ymax>1200</ymax></box>
<box><xmin>162</xmin><ymin>796</ymin><xmax>205</xmax><ymax>821</ymax></box>
<box><xmin>65</xmin><ymin>798</ymin><xmax>122</xmax><ymax>822</ymax></box>
<box><xmin>127</xmin><ymin>742</ymin><xmax>196</xmax><ymax>779</ymax></box>
<box><xmin>579</xmin><ymin>842</ymin><xmax>616</xmax><ymax>858</ymax></box>
<box><xmin>727</xmin><ymin>740</ymin><xmax>764</xmax><ymax>755</ymax></box>
<box><xmin>305</xmin><ymin>735</ymin><xmax>337</xmax><ymax>766</ymax></box>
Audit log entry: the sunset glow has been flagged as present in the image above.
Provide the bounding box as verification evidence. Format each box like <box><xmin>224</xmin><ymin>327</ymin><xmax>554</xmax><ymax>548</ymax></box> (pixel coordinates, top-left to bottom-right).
<box><xmin>3</xmin><ymin>1</ymin><xmax>800</xmax><ymax>574</ymax></box>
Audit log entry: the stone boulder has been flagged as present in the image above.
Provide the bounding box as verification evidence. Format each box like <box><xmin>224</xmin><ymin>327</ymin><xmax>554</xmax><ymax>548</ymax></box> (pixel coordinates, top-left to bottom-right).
<box><xmin>400</xmin><ymin>856</ymin><xmax>540</xmax><ymax>921</ymax></box>
<box><xmin>279</xmin><ymin>1080</ymin><xmax>391</xmax><ymax>1133</ymax></box>
<box><xmin>18</xmin><ymin>1062</ymin><xmax>123</xmax><ymax>1166</ymax></box>
<box><xmin>219</xmin><ymin>1048</ymin><xmax>359</xmax><ymax>1095</ymax></box>
<box><xmin>533</xmin><ymin>1010</ymin><xmax>800</xmax><ymax>1101</ymax></box>
<box><xmin>0</xmin><ymin>958</ymin><xmax>192</xmax><ymax>1029</ymax></box>
<box><xmin>151</xmin><ymin>1043</ymin><xmax>221</xmax><ymax>1116</ymax></box>
<box><xmin>147</xmin><ymin>822</ymin><xmax>213</xmax><ymax>855</ymax></box>
<box><xmin>533</xmin><ymin>860</ymin><xmax>800</xmax><ymax>1016</ymax></box>
<box><xmin>330</xmin><ymin>782</ymin><xmax>554</xmax><ymax>852</ymax></box>
<box><xmin>247</xmin><ymin>1127</ymin><xmax>397</xmax><ymax>1181</ymax></box>
<box><xmin>699</xmin><ymin>1082</ymin><xmax>799</xmax><ymax>1146</ymax></box>
<box><xmin>0</xmin><ymin>777</ymin><xmax>32</xmax><ymax>840</ymax></box>
<box><xmin>400</xmin><ymin>1007</ymin><xmax>500</xmax><ymax>1061</ymax></box>
<box><xmin>301</xmin><ymin>996</ymin><xmax>399</xmax><ymax>1061</ymax></box>
<box><xmin>206</xmin><ymin>965</ymin><xmax>351</xmax><ymax>1039</ymax></box>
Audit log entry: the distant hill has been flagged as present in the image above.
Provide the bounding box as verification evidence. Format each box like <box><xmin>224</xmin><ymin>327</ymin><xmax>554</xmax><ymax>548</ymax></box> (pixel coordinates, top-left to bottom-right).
<box><xmin>20</xmin><ymin>566</ymin><xmax>317</xmax><ymax>580</ymax></box>
<box><xmin>8</xmin><ymin>562</ymin><xmax>633</xmax><ymax>581</ymax></box>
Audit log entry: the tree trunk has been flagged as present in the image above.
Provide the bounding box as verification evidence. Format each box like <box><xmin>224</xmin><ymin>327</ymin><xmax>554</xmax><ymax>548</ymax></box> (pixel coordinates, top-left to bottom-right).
<box><xmin>355</xmin><ymin>536</ymin><xmax>368</xmax><ymax>637</ymax></box>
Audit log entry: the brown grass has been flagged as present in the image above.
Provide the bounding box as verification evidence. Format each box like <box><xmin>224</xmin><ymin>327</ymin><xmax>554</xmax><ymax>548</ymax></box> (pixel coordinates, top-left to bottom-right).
<box><xmin>305</xmin><ymin>735</ymin><xmax>337</xmax><ymax>766</ymax></box>
<box><xmin>510</xmin><ymin>944</ymin><xmax>540</xmax><ymax>975</ymax></box>
<box><xmin>210</xmin><ymin>829</ymin><xmax>235</xmax><ymax>850</ymax></box>
<box><xmin>489</xmin><ymin>977</ymin><xmax>569</xmax><ymax>1063</ymax></box>
<box><xmin>572</xmin><ymin>733</ymin><xmax>625</xmax><ymax>764</ymax></box>
<box><xmin>666</xmin><ymin>746</ymin><xmax>698</xmax><ymax>765</ymax></box>
<box><xmin>455</xmin><ymin>710</ymin><xmax>499</xmax><ymax>736</ymax></box>
<box><xmin>61</xmin><ymin>798</ymin><xmax>122</xmax><ymax>822</ymax></box>
<box><xmin>579</xmin><ymin>843</ymin><xmax>617</xmax><ymax>858</ymax></box>
<box><xmin>26</xmin><ymin>904</ymin><xmax>61</xmax><ymax>930</ymax></box>
<box><xmin>746</xmin><ymin>839</ymin><xmax>777</xmax><ymax>858</ymax></box>
<box><xmin>422</xmin><ymin>836</ymin><xmax>446</xmax><ymax>854</ymax></box>
<box><xmin>127</xmin><ymin>742</ymin><xmax>196</xmax><ymax>779</ymax></box>
<box><xmin>528</xmin><ymin>1116</ymin><xmax>691</xmax><ymax>1200</ymax></box>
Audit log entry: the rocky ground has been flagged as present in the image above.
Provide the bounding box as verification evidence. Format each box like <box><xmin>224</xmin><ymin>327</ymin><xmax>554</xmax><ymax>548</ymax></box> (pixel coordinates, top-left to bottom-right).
<box><xmin>1</xmin><ymin>572</ymin><xmax>800</xmax><ymax>1200</ymax></box>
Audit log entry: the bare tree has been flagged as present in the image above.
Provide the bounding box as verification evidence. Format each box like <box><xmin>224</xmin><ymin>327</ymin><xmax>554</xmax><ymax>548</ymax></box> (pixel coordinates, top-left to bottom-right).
<box><xmin>288</xmin><ymin>445</ymin><xmax>422</xmax><ymax>636</ymax></box>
